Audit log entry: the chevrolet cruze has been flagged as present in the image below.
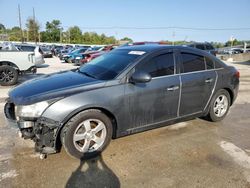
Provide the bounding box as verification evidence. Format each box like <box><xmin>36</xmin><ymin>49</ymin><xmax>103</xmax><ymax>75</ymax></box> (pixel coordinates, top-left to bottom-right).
<box><xmin>4</xmin><ymin>45</ymin><xmax>239</xmax><ymax>159</ymax></box>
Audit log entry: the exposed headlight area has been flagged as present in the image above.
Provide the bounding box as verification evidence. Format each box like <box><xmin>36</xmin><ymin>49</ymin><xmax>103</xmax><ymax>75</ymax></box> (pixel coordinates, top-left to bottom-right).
<box><xmin>15</xmin><ymin>101</ymin><xmax>50</xmax><ymax>118</ymax></box>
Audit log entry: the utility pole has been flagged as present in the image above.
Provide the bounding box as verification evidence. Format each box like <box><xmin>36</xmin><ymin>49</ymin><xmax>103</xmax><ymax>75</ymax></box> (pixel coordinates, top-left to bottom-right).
<box><xmin>172</xmin><ymin>31</ymin><xmax>175</xmax><ymax>46</ymax></box>
<box><xmin>60</xmin><ymin>28</ymin><xmax>62</xmax><ymax>44</ymax></box>
<box><xmin>33</xmin><ymin>7</ymin><xmax>37</xmax><ymax>44</ymax></box>
<box><xmin>18</xmin><ymin>4</ymin><xmax>24</xmax><ymax>43</ymax></box>
<box><xmin>33</xmin><ymin>7</ymin><xmax>35</xmax><ymax>21</ymax></box>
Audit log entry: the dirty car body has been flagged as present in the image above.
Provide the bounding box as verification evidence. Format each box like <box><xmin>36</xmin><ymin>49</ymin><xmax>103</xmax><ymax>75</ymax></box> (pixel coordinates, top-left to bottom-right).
<box><xmin>4</xmin><ymin>45</ymin><xmax>239</xmax><ymax>159</ymax></box>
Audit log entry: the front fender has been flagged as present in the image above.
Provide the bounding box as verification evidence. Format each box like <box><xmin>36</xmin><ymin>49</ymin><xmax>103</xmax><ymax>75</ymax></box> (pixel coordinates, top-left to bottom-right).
<box><xmin>42</xmin><ymin>83</ymin><xmax>125</xmax><ymax>127</ymax></box>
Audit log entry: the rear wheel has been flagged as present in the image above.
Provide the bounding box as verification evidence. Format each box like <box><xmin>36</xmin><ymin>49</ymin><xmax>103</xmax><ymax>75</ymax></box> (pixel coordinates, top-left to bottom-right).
<box><xmin>206</xmin><ymin>89</ymin><xmax>231</xmax><ymax>122</ymax></box>
<box><xmin>0</xmin><ymin>65</ymin><xmax>18</xmax><ymax>86</ymax></box>
<box><xmin>61</xmin><ymin>110</ymin><xmax>113</xmax><ymax>159</ymax></box>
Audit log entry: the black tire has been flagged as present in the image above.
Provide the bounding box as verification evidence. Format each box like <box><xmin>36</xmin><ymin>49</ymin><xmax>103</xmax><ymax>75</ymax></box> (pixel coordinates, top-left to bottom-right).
<box><xmin>61</xmin><ymin>109</ymin><xmax>113</xmax><ymax>159</ymax></box>
<box><xmin>0</xmin><ymin>65</ymin><xmax>18</xmax><ymax>86</ymax></box>
<box><xmin>206</xmin><ymin>89</ymin><xmax>231</xmax><ymax>122</ymax></box>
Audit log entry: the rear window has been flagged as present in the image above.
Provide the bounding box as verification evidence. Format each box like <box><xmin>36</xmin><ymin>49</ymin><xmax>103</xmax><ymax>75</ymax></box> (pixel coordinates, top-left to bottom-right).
<box><xmin>181</xmin><ymin>52</ymin><xmax>205</xmax><ymax>73</ymax></box>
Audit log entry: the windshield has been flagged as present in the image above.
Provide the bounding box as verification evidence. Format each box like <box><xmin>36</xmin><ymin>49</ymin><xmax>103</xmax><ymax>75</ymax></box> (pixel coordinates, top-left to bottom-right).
<box><xmin>79</xmin><ymin>50</ymin><xmax>142</xmax><ymax>80</ymax></box>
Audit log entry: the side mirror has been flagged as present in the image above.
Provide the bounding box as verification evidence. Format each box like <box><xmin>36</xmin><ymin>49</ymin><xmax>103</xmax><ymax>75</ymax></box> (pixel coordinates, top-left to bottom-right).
<box><xmin>130</xmin><ymin>71</ymin><xmax>152</xmax><ymax>83</ymax></box>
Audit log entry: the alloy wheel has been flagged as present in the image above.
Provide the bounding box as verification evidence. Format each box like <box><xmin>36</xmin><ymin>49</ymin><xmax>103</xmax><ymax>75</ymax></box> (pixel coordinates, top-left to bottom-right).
<box><xmin>0</xmin><ymin>68</ymin><xmax>15</xmax><ymax>83</ymax></box>
<box><xmin>213</xmin><ymin>94</ymin><xmax>229</xmax><ymax>117</ymax></box>
<box><xmin>73</xmin><ymin>119</ymin><xmax>107</xmax><ymax>153</ymax></box>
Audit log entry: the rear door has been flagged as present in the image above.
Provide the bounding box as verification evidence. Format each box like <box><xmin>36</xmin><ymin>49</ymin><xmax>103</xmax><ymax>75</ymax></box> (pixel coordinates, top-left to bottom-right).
<box><xmin>179</xmin><ymin>50</ymin><xmax>216</xmax><ymax>116</ymax></box>
<box><xmin>123</xmin><ymin>50</ymin><xmax>180</xmax><ymax>131</ymax></box>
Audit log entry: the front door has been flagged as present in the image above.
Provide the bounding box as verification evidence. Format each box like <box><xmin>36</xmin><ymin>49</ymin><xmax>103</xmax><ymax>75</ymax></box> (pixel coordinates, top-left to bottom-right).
<box><xmin>123</xmin><ymin>51</ymin><xmax>180</xmax><ymax>132</ymax></box>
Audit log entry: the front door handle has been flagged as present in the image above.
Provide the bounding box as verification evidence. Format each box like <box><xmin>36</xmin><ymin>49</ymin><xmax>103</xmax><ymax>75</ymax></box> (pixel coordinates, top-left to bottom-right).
<box><xmin>205</xmin><ymin>78</ymin><xmax>213</xmax><ymax>83</ymax></box>
<box><xmin>167</xmin><ymin>86</ymin><xmax>179</xmax><ymax>91</ymax></box>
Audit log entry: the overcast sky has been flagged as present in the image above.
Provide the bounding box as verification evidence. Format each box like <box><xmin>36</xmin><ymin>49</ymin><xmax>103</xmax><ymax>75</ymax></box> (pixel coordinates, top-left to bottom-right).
<box><xmin>0</xmin><ymin>0</ymin><xmax>250</xmax><ymax>42</ymax></box>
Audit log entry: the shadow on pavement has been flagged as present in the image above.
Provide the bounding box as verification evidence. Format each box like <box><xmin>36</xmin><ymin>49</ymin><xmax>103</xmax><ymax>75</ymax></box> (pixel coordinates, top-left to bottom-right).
<box><xmin>66</xmin><ymin>155</ymin><xmax>120</xmax><ymax>188</ymax></box>
<box><xmin>36</xmin><ymin>64</ymin><xmax>50</xmax><ymax>68</ymax></box>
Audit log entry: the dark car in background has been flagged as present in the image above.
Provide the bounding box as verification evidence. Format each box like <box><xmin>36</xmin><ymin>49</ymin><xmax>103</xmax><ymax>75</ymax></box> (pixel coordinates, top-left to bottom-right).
<box><xmin>187</xmin><ymin>42</ymin><xmax>217</xmax><ymax>56</ymax></box>
<box><xmin>41</xmin><ymin>47</ymin><xmax>53</xmax><ymax>58</ymax></box>
<box><xmin>75</xmin><ymin>45</ymin><xmax>116</xmax><ymax>65</ymax></box>
<box><xmin>4</xmin><ymin>44</ymin><xmax>239</xmax><ymax>159</ymax></box>
<box><xmin>58</xmin><ymin>49</ymin><xmax>72</xmax><ymax>60</ymax></box>
<box><xmin>62</xmin><ymin>48</ymin><xmax>88</xmax><ymax>63</ymax></box>
<box><xmin>51</xmin><ymin>45</ymin><xmax>64</xmax><ymax>56</ymax></box>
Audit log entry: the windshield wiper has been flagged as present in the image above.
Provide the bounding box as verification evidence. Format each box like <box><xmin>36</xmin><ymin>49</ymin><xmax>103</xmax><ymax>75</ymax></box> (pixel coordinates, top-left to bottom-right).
<box><xmin>78</xmin><ymin>70</ymin><xmax>97</xmax><ymax>79</ymax></box>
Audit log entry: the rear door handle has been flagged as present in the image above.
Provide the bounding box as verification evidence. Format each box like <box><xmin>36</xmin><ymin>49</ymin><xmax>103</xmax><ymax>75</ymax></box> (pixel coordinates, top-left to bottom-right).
<box><xmin>167</xmin><ymin>86</ymin><xmax>179</xmax><ymax>91</ymax></box>
<box><xmin>205</xmin><ymin>78</ymin><xmax>213</xmax><ymax>83</ymax></box>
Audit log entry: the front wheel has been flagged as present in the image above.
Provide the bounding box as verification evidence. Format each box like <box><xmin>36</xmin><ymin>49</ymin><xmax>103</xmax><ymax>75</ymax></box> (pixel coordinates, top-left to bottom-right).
<box><xmin>206</xmin><ymin>89</ymin><xmax>231</xmax><ymax>122</ymax></box>
<box><xmin>61</xmin><ymin>110</ymin><xmax>113</xmax><ymax>159</ymax></box>
<box><xmin>0</xmin><ymin>65</ymin><xmax>18</xmax><ymax>86</ymax></box>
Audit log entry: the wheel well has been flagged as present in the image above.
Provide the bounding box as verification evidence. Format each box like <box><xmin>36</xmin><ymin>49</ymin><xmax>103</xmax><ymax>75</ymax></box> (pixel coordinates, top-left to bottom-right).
<box><xmin>92</xmin><ymin>107</ymin><xmax>118</xmax><ymax>138</ymax></box>
<box><xmin>223</xmin><ymin>88</ymin><xmax>234</xmax><ymax>106</ymax></box>
<box><xmin>0</xmin><ymin>61</ymin><xmax>19</xmax><ymax>70</ymax></box>
<box><xmin>55</xmin><ymin>107</ymin><xmax>118</xmax><ymax>150</ymax></box>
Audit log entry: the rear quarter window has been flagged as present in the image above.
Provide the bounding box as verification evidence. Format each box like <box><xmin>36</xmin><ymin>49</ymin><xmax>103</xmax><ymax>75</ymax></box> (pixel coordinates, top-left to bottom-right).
<box><xmin>205</xmin><ymin>57</ymin><xmax>214</xmax><ymax>69</ymax></box>
<box><xmin>214</xmin><ymin>59</ymin><xmax>223</xmax><ymax>68</ymax></box>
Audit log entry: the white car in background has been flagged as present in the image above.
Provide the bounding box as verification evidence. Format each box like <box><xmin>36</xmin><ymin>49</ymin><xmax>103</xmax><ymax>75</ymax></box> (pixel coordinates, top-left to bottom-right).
<box><xmin>0</xmin><ymin>42</ymin><xmax>45</xmax><ymax>86</ymax></box>
<box><xmin>14</xmin><ymin>44</ymin><xmax>45</xmax><ymax>66</ymax></box>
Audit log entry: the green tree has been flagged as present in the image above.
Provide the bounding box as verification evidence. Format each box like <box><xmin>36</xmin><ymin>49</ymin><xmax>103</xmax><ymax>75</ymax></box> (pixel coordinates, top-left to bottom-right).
<box><xmin>26</xmin><ymin>17</ymin><xmax>40</xmax><ymax>42</ymax></box>
<box><xmin>43</xmin><ymin>20</ymin><xmax>62</xmax><ymax>42</ymax></box>
<box><xmin>9</xmin><ymin>26</ymin><xmax>22</xmax><ymax>41</ymax></box>
<box><xmin>68</xmin><ymin>26</ymin><xmax>82</xmax><ymax>44</ymax></box>
<box><xmin>225</xmin><ymin>38</ymin><xmax>241</xmax><ymax>47</ymax></box>
<box><xmin>120</xmin><ymin>37</ymin><xmax>133</xmax><ymax>42</ymax></box>
<box><xmin>82</xmin><ymin>32</ymin><xmax>91</xmax><ymax>44</ymax></box>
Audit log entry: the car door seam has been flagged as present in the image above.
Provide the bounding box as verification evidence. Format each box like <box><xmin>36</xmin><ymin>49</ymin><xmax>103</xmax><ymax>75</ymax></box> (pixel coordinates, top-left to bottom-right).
<box><xmin>177</xmin><ymin>75</ymin><xmax>182</xmax><ymax>117</ymax></box>
<box><xmin>203</xmin><ymin>71</ymin><xmax>218</xmax><ymax>111</ymax></box>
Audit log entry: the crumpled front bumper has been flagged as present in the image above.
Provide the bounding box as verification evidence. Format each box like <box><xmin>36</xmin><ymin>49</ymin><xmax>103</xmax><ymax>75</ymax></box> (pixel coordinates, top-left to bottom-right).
<box><xmin>4</xmin><ymin>101</ymin><xmax>61</xmax><ymax>155</ymax></box>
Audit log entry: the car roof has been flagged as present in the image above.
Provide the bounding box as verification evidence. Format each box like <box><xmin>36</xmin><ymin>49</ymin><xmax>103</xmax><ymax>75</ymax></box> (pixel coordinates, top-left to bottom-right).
<box><xmin>117</xmin><ymin>44</ymin><xmax>204</xmax><ymax>52</ymax></box>
<box><xmin>117</xmin><ymin>44</ymin><xmax>174</xmax><ymax>52</ymax></box>
<box><xmin>116</xmin><ymin>44</ymin><xmax>216</xmax><ymax>59</ymax></box>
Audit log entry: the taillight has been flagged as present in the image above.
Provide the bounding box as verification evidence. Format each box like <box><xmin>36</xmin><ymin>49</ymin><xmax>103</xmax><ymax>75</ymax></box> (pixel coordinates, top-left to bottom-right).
<box><xmin>235</xmin><ymin>70</ymin><xmax>240</xmax><ymax>78</ymax></box>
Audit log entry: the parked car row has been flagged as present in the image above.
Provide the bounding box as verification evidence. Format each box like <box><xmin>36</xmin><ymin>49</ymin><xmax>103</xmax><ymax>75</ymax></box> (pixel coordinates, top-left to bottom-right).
<box><xmin>219</xmin><ymin>48</ymin><xmax>245</xmax><ymax>55</ymax></box>
<box><xmin>58</xmin><ymin>45</ymin><xmax>118</xmax><ymax>66</ymax></box>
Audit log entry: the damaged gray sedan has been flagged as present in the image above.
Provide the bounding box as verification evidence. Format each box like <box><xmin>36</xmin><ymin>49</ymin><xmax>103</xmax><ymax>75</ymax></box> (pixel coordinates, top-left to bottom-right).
<box><xmin>4</xmin><ymin>44</ymin><xmax>239</xmax><ymax>159</ymax></box>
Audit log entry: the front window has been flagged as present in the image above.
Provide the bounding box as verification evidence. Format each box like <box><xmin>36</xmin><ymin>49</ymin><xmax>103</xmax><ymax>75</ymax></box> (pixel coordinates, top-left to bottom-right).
<box><xmin>79</xmin><ymin>50</ymin><xmax>142</xmax><ymax>80</ymax></box>
<box><xmin>137</xmin><ymin>53</ymin><xmax>175</xmax><ymax>78</ymax></box>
